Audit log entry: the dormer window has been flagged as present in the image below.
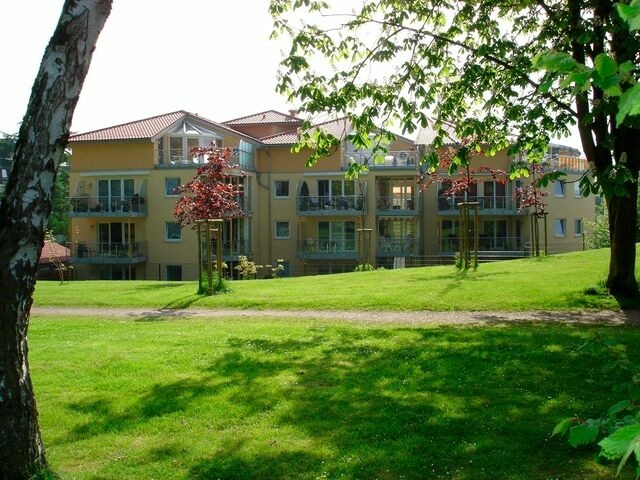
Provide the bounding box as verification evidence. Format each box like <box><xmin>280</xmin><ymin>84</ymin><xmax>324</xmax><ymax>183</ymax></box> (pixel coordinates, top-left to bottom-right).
<box><xmin>163</xmin><ymin>121</ymin><xmax>222</xmax><ymax>165</ymax></box>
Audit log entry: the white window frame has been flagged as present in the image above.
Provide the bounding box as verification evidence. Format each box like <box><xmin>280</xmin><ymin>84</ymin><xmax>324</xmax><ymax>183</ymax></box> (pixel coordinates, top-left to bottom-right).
<box><xmin>275</xmin><ymin>180</ymin><xmax>290</xmax><ymax>198</ymax></box>
<box><xmin>554</xmin><ymin>218</ymin><xmax>566</xmax><ymax>237</ymax></box>
<box><xmin>166</xmin><ymin>222</ymin><xmax>182</xmax><ymax>241</ymax></box>
<box><xmin>165</xmin><ymin>177</ymin><xmax>181</xmax><ymax>196</ymax></box>
<box><xmin>275</xmin><ymin>221</ymin><xmax>290</xmax><ymax>239</ymax></box>
<box><xmin>554</xmin><ymin>180</ymin><xmax>566</xmax><ymax>198</ymax></box>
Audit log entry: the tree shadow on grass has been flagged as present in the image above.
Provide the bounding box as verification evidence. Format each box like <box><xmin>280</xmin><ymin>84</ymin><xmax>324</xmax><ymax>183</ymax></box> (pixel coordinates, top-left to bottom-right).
<box><xmin>51</xmin><ymin>324</ymin><xmax>639</xmax><ymax>479</ymax></box>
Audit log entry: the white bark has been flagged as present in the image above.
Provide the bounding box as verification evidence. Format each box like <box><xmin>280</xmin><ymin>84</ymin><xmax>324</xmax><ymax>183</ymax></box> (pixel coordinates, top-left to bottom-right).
<box><xmin>0</xmin><ymin>1</ymin><xmax>112</xmax><ymax>477</ymax></box>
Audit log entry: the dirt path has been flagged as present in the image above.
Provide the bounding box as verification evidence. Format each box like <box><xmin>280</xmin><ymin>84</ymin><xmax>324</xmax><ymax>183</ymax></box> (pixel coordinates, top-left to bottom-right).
<box><xmin>30</xmin><ymin>306</ymin><xmax>640</xmax><ymax>326</ymax></box>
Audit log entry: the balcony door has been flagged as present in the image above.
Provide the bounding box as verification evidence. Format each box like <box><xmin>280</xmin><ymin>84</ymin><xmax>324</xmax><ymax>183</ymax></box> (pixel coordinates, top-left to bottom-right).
<box><xmin>98</xmin><ymin>222</ymin><xmax>135</xmax><ymax>255</ymax></box>
<box><xmin>98</xmin><ymin>179</ymin><xmax>134</xmax><ymax>212</ymax></box>
<box><xmin>483</xmin><ymin>181</ymin><xmax>506</xmax><ymax>209</ymax></box>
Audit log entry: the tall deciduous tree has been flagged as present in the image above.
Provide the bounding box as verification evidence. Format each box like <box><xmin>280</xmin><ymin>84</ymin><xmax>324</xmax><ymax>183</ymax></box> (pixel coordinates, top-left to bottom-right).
<box><xmin>270</xmin><ymin>0</ymin><xmax>640</xmax><ymax>295</ymax></box>
<box><xmin>0</xmin><ymin>1</ymin><xmax>111</xmax><ymax>477</ymax></box>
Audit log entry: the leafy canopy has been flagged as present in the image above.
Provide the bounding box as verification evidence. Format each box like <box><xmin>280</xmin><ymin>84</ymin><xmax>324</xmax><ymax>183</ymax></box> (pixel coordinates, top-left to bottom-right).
<box><xmin>173</xmin><ymin>147</ymin><xmax>245</xmax><ymax>228</ymax></box>
<box><xmin>270</xmin><ymin>0</ymin><xmax>640</xmax><ymax>189</ymax></box>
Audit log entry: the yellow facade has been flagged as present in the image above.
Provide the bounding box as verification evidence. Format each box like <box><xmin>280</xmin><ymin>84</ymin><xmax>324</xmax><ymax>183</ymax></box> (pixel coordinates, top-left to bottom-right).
<box><xmin>67</xmin><ymin>111</ymin><xmax>594</xmax><ymax>280</ymax></box>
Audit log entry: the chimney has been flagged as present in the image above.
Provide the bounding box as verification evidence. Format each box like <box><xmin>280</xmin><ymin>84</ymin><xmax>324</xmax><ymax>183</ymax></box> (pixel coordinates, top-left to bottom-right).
<box><xmin>288</xmin><ymin>109</ymin><xmax>297</xmax><ymax>118</ymax></box>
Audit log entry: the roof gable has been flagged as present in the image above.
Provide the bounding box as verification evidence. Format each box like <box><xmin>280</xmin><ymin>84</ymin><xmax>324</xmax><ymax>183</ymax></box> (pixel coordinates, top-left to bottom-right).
<box><xmin>260</xmin><ymin>117</ymin><xmax>352</xmax><ymax>146</ymax></box>
<box><xmin>70</xmin><ymin>111</ymin><xmax>261</xmax><ymax>143</ymax></box>
<box><xmin>224</xmin><ymin>110</ymin><xmax>302</xmax><ymax>126</ymax></box>
<box><xmin>70</xmin><ymin>111</ymin><xmax>189</xmax><ymax>142</ymax></box>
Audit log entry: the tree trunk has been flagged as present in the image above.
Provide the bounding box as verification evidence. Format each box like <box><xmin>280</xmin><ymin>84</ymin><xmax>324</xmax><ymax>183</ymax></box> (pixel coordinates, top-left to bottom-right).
<box><xmin>0</xmin><ymin>1</ymin><xmax>111</xmax><ymax>478</ymax></box>
<box><xmin>607</xmin><ymin>188</ymin><xmax>639</xmax><ymax>296</ymax></box>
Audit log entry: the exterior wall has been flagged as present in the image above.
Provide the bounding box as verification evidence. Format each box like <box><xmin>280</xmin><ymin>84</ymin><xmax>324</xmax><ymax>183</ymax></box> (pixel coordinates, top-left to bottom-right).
<box><xmin>68</xmin><ymin>115</ymin><xmax>595</xmax><ymax>280</ymax></box>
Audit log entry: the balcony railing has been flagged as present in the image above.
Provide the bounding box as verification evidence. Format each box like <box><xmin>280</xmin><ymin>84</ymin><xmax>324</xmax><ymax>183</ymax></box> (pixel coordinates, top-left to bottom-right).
<box><xmin>297</xmin><ymin>237</ymin><xmax>358</xmax><ymax>260</ymax></box>
<box><xmin>69</xmin><ymin>195</ymin><xmax>147</xmax><ymax>217</ymax></box>
<box><xmin>377</xmin><ymin>237</ymin><xmax>419</xmax><ymax>256</ymax></box>
<box><xmin>439</xmin><ymin>236</ymin><xmax>527</xmax><ymax>252</ymax></box>
<box><xmin>71</xmin><ymin>242</ymin><xmax>148</xmax><ymax>264</ymax></box>
<box><xmin>297</xmin><ymin>195</ymin><xmax>365</xmax><ymax>216</ymax></box>
<box><xmin>215</xmin><ymin>240</ymin><xmax>252</xmax><ymax>259</ymax></box>
<box><xmin>437</xmin><ymin>195</ymin><xmax>523</xmax><ymax>214</ymax></box>
<box><xmin>157</xmin><ymin>148</ymin><xmax>243</xmax><ymax>168</ymax></box>
<box><xmin>344</xmin><ymin>150</ymin><xmax>418</xmax><ymax>169</ymax></box>
<box><xmin>376</xmin><ymin>195</ymin><xmax>418</xmax><ymax>215</ymax></box>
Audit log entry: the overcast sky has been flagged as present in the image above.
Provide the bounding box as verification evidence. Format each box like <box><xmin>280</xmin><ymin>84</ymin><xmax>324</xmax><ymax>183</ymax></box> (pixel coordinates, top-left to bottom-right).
<box><xmin>0</xmin><ymin>1</ymin><xmax>582</xmax><ymax>151</ymax></box>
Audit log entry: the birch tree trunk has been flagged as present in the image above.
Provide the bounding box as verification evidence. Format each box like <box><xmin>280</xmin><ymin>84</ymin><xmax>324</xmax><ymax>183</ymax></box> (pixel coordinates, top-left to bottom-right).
<box><xmin>0</xmin><ymin>1</ymin><xmax>111</xmax><ymax>477</ymax></box>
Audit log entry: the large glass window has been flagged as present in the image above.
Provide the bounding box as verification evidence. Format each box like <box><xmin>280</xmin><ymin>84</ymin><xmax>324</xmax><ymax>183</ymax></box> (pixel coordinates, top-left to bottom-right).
<box><xmin>97</xmin><ymin>178</ymin><xmax>134</xmax><ymax>212</ymax></box>
<box><xmin>318</xmin><ymin>220</ymin><xmax>356</xmax><ymax>251</ymax></box>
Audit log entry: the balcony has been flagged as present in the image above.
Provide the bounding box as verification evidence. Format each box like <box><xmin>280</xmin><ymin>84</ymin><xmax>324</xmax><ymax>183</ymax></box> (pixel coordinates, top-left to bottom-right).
<box><xmin>439</xmin><ymin>236</ymin><xmax>528</xmax><ymax>254</ymax></box>
<box><xmin>71</xmin><ymin>242</ymin><xmax>148</xmax><ymax>265</ymax></box>
<box><xmin>377</xmin><ymin>237</ymin><xmax>419</xmax><ymax>257</ymax></box>
<box><xmin>297</xmin><ymin>195</ymin><xmax>366</xmax><ymax>216</ymax></box>
<box><xmin>298</xmin><ymin>238</ymin><xmax>358</xmax><ymax>260</ymax></box>
<box><xmin>69</xmin><ymin>195</ymin><xmax>147</xmax><ymax>218</ymax></box>
<box><xmin>437</xmin><ymin>196</ymin><xmax>524</xmax><ymax>215</ymax></box>
<box><xmin>157</xmin><ymin>148</ymin><xmax>243</xmax><ymax>169</ymax></box>
<box><xmin>376</xmin><ymin>196</ymin><xmax>419</xmax><ymax>216</ymax></box>
<box><xmin>218</xmin><ymin>240</ymin><xmax>252</xmax><ymax>261</ymax></box>
<box><xmin>343</xmin><ymin>150</ymin><xmax>418</xmax><ymax>170</ymax></box>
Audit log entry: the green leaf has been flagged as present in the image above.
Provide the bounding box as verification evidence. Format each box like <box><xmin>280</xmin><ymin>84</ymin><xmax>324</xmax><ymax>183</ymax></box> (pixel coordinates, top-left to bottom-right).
<box><xmin>598</xmin><ymin>424</ymin><xmax>640</xmax><ymax>460</ymax></box>
<box><xmin>617</xmin><ymin>2</ymin><xmax>640</xmax><ymax>31</ymax></box>
<box><xmin>569</xmin><ymin>422</ymin><xmax>600</xmax><ymax>447</ymax></box>
<box><xmin>594</xmin><ymin>53</ymin><xmax>618</xmax><ymax>79</ymax></box>
<box><xmin>552</xmin><ymin>418</ymin><xmax>572</xmax><ymax>437</ymax></box>
<box><xmin>616</xmin><ymin>83</ymin><xmax>640</xmax><ymax>125</ymax></box>
<box><xmin>608</xmin><ymin>400</ymin><xmax>632</xmax><ymax>417</ymax></box>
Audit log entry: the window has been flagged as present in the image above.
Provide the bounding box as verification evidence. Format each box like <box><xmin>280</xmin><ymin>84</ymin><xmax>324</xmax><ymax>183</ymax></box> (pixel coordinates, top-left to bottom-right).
<box><xmin>554</xmin><ymin>218</ymin><xmax>566</xmax><ymax>237</ymax></box>
<box><xmin>275</xmin><ymin>180</ymin><xmax>290</xmax><ymax>198</ymax></box>
<box><xmin>573</xmin><ymin>181</ymin><xmax>582</xmax><ymax>197</ymax></box>
<box><xmin>97</xmin><ymin>178</ymin><xmax>134</xmax><ymax>212</ymax></box>
<box><xmin>554</xmin><ymin>180</ymin><xmax>566</xmax><ymax>197</ymax></box>
<box><xmin>166</xmin><ymin>222</ymin><xmax>182</xmax><ymax>241</ymax></box>
<box><xmin>575</xmin><ymin>219</ymin><xmax>584</xmax><ymax>236</ymax></box>
<box><xmin>165</xmin><ymin>177</ymin><xmax>181</xmax><ymax>196</ymax></box>
<box><xmin>275</xmin><ymin>221</ymin><xmax>290</xmax><ymax>239</ymax></box>
<box><xmin>318</xmin><ymin>220</ymin><xmax>356</xmax><ymax>251</ymax></box>
<box><xmin>166</xmin><ymin>265</ymin><xmax>182</xmax><ymax>281</ymax></box>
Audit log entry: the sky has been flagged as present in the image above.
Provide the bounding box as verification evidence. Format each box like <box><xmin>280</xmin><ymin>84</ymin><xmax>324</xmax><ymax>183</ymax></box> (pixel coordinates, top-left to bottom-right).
<box><xmin>0</xmin><ymin>0</ymin><xmax>292</xmax><ymax>135</ymax></box>
<box><xmin>0</xmin><ymin>1</ymin><xmax>583</xmax><ymax>152</ymax></box>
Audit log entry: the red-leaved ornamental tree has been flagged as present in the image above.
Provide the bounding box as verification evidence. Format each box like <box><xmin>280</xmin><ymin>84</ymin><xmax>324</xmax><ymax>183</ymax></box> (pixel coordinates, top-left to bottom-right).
<box><xmin>174</xmin><ymin>147</ymin><xmax>245</xmax><ymax>227</ymax></box>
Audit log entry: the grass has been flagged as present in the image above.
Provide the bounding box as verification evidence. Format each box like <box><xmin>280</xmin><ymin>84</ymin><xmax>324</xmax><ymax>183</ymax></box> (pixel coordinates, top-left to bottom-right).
<box><xmin>34</xmin><ymin>247</ymin><xmax>639</xmax><ymax>311</ymax></box>
<box><xmin>28</xmin><ymin>247</ymin><xmax>640</xmax><ymax>478</ymax></box>
<box><xmin>30</xmin><ymin>315</ymin><xmax>640</xmax><ymax>479</ymax></box>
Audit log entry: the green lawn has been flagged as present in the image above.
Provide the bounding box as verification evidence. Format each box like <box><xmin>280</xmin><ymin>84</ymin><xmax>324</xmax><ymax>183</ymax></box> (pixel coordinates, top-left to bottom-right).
<box><xmin>29</xmin><ymin>247</ymin><xmax>640</xmax><ymax>478</ymax></box>
<box><xmin>34</xmin><ymin>247</ymin><xmax>637</xmax><ymax>311</ymax></box>
<box><xmin>31</xmin><ymin>315</ymin><xmax>639</xmax><ymax>479</ymax></box>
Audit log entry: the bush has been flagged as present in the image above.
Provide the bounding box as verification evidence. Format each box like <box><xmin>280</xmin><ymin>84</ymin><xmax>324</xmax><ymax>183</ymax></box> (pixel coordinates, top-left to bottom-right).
<box><xmin>198</xmin><ymin>271</ymin><xmax>230</xmax><ymax>295</ymax></box>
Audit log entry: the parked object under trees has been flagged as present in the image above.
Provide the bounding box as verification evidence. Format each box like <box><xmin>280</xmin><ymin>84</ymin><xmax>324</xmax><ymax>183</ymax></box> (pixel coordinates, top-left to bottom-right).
<box><xmin>270</xmin><ymin>0</ymin><xmax>640</xmax><ymax>296</ymax></box>
<box><xmin>0</xmin><ymin>1</ymin><xmax>112</xmax><ymax>478</ymax></box>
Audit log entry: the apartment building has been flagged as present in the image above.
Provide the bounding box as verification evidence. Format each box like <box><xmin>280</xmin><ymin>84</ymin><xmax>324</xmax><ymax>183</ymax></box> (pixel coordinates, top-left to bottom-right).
<box><xmin>67</xmin><ymin>110</ymin><xmax>593</xmax><ymax>280</ymax></box>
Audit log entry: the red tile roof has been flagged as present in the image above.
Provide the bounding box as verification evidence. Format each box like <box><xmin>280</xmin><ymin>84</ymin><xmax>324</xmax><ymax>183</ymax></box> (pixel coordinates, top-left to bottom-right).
<box><xmin>260</xmin><ymin>117</ymin><xmax>352</xmax><ymax>146</ymax></box>
<box><xmin>40</xmin><ymin>241</ymin><xmax>70</xmax><ymax>263</ymax></box>
<box><xmin>224</xmin><ymin>110</ymin><xmax>301</xmax><ymax>126</ymax></box>
<box><xmin>70</xmin><ymin>111</ymin><xmax>188</xmax><ymax>142</ymax></box>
